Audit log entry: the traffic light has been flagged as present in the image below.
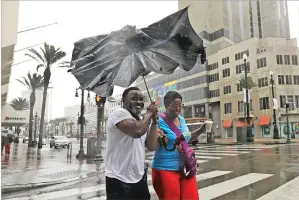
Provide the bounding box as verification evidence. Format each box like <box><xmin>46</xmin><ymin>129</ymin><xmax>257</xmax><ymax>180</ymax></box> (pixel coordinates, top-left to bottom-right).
<box><xmin>95</xmin><ymin>95</ymin><xmax>101</xmax><ymax>105</ymax></box>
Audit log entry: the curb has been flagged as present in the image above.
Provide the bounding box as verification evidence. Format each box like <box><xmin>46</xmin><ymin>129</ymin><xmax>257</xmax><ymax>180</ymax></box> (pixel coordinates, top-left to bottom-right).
<box><xmin>2</xmin><ymin>174</ymin><xmax>88</xmax><ymax>193</ymax></box>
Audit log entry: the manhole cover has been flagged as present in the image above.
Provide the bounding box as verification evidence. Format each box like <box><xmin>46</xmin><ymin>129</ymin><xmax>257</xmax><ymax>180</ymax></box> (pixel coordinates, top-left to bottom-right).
<box><xmin>39</xmin><ymin>169</ymin><xmax>82</xmax><ymax>180</ymax></box>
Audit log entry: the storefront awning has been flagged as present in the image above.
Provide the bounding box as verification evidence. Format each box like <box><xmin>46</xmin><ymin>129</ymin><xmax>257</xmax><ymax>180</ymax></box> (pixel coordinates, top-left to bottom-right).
<box><xmin>1</xmin><ymin>104</ymin><xmax>29</xmax><ymax>127</ymax></box>
<box><xmin>258</xmin><ymin>116</ymin><xmax>271</xmax><ymax>126</ymax></box>
<box><xmin>237</xmin><ymin>118</ymin><xmax>254</xmax><ymax>127</ymax></box>
<box><xmin>223</xmin><ymin>120</ymin><xmax>232</xmax><ymax>128</ymax></box>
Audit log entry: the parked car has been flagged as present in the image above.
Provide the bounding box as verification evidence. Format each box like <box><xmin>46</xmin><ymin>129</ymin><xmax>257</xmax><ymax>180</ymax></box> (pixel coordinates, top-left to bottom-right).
<box><xmin>50</xmin><ymin>136</ymin><xmax>70</xmax><ymax>149</ymax></box>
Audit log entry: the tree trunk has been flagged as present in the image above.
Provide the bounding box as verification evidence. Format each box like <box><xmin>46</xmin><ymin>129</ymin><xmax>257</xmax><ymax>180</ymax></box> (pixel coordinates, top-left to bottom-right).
<box><xmin>28</xmin><ymin>91</ymin><xmax>36</xmax><ymax>147</ymax></box>
<box><xmin>38</xmin><ymin>67</ymin><xmax>51</xmax><ymax>149</ymax></box>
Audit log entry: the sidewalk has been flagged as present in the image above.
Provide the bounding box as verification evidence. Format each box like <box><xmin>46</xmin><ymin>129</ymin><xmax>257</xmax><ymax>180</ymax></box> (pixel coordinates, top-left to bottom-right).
<box><xmin>1</xmin><ymin>142</ymin><xmax>105</xmax><ymax>193</ymax></box>
<box><xmin>214</xmin><ymin>138</ymin><xmax>299</xmax><ymax>145</ymax></box>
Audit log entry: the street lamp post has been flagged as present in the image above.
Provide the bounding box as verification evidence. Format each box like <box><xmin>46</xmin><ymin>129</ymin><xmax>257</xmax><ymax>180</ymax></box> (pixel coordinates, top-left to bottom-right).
<box><xmin>76</xmin><ymin>112</ymin><xmax>80</xmax><ymax>140</ymax></box>
<box><xmin>243</xmin><ymin>54</ymin><xmax>253</xmax><ymax>142</ymax></box>
<box><xmin>75</xmin><ymin>88</ymin><xmax>90</xmax><ymax>159</ymax></box>
<box><xmin>270</xmin><ymin>71</ymin><xmax>280</xmax><ymax>139</ymax></box>
<box><xmin>285</xmin><ymin>102</ymin><xmax>291</xmax><ymax>143</ymax></box>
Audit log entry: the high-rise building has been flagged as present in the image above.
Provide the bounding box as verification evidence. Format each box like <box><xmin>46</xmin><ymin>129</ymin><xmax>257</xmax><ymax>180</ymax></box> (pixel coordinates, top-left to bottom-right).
<box><xmin>179</xmin><ymin>0</ymin><xmax>290</xmax><ymax>43</ymax></box>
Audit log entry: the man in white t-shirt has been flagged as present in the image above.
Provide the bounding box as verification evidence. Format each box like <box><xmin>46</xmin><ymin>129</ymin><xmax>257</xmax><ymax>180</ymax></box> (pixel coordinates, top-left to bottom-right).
<box><xmin>105</xmin><ymin>87</ymin><xmax>161</xmax><ymax>200</ymax></box>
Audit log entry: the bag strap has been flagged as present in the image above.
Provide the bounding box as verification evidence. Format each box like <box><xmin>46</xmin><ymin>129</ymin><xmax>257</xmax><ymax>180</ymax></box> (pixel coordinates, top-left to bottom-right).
<box><xmin>159</xmin><ymin>113</ymin><xmax>190</xmax><ymax>150</ymax></box>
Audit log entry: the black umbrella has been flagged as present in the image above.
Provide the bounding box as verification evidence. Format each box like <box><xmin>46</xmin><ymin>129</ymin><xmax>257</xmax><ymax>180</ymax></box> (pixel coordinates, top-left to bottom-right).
<box><xmin>70</xmin><ymin>6</ymin><xmax>206</xmax><ymax>97</ymax></box>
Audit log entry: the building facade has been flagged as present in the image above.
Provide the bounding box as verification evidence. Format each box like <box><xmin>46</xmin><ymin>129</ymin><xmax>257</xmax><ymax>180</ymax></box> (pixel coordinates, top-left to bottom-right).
<box><xmin>179</xmin><ymin>0</ymin><xmax>290</xmax><ymax>43</ymax></box>
<box><xmin>1</xmin><ymin>0</ymin><xmax>20</xmax><ymax>107</ymax></box>
<box><xmin>135</xmin><ymin>37</ymin><xmax>299</xmax><ymax>139</ymax></box>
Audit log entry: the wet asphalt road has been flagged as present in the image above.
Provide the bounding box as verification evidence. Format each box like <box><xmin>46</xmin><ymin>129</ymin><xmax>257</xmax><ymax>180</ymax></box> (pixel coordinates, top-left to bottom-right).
<box><xmin>2</xmin><ymin>141</ymin><xmax>299</xmax><ymax>200</ymax></box>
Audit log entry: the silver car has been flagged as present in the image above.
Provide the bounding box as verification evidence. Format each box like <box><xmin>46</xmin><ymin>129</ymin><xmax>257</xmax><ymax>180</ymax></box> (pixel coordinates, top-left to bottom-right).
<box><xmin>50</xmin><ymin>136</ymin><xmax>70</xmax><ymax>149</ymax></box>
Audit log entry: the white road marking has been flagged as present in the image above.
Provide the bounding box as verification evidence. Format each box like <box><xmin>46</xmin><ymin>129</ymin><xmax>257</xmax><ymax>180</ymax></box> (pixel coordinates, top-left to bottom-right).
<box><xmin>199</xmin><ymin>173</ymin><xmax>273</xmax><ymax>200</ymax></box>
<box><xmin>195</xmin><ymin>152</ymin><xmax>239</xmax><ymax>156</ymax></box>
<box><xmin>256</xmin><ymin>176</ymin><xmax>299</xmax><ymax>200</ymax></box>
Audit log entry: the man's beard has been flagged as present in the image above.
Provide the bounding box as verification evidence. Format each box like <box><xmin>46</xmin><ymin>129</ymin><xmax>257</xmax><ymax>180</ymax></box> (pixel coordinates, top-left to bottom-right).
<box><xmin>125</xmin><ymin>103</ymin><xmax>143</xmax><ymax>120</ymax></box>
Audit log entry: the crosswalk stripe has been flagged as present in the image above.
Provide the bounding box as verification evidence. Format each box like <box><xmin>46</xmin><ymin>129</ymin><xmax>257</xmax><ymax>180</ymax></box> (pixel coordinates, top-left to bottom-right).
<box><xmin>204</xmin><ymin>146</ymin><xmax>262</xmax><ymax>150</ymax></box>
<box><xmin>199</xmin><ymin>173</ymin><xmax>273</xmax><ymax>200</ymax></box>
<box><xmin>195</xmin><ymin>152</ymin><xmax>239</xmax><ymax>156</ymax></box>
<box><xmin>196</xmin><ymin>155</ymin><xmax>223</xmax><ymax>159</ymax></box>
<box><xmin>256</xmin><ymin>176</ymin><xmax>299</xmax><ymax>200</ymax></box>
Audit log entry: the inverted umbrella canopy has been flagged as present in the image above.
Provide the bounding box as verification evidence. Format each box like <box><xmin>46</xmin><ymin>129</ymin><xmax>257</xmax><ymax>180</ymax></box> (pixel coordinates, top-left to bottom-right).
<box><xmin>70</xmin><ymin>6</ymin><xmax>206</xmax><ymax>97</ymax></box>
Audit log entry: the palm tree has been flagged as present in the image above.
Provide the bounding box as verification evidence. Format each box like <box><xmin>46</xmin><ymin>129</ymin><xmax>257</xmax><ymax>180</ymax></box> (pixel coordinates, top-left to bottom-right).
<box><xmin>17</xmin><ymin>72</ymin><xmax>44</xmax><ymax>147</ymax></box>
<box><xmin>10</xmin><ymin>97</ymin><xmax>29</xmax><ymax>110</ymax></box>
<box><xmin>25</xmin><ymin>42</ymin><xmax>67</xmax><ymax>148</ymax></box>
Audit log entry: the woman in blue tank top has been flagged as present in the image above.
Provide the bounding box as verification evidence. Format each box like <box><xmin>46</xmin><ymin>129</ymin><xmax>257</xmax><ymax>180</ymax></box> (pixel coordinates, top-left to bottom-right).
<box><xmin>152</xmin><ymin>91</ymin><xmax>206</xmax><ymax>200</ymax></box>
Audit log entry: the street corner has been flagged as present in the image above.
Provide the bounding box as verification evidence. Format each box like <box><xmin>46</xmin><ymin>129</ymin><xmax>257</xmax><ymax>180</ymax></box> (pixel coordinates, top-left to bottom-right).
<box><xmin>1</xmin><ymin>166</ymin><xmax>97</xmax><ymax>193</ymax></box>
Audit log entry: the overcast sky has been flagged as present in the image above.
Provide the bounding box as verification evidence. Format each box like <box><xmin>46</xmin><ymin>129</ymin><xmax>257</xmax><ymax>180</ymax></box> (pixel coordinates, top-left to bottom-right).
<box><xmin>8</xmin><ymin>1</ymin><xmax>298</xmax><ymax>119</ymax></box>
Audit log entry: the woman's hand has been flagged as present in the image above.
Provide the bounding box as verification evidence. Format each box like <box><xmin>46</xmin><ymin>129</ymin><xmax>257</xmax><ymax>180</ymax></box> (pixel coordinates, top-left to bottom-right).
<box><xmin>157</xmin><ymin>129</ymin><xmax>168</xmax><ymax>144</ymax></box>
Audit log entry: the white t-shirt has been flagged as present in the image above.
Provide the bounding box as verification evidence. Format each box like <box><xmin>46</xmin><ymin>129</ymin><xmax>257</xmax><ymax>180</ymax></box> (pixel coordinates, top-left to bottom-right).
<box><xmin>105</xmin><ymin>108</ymin><xmax>147</xmax><ymax>183</ymax></box>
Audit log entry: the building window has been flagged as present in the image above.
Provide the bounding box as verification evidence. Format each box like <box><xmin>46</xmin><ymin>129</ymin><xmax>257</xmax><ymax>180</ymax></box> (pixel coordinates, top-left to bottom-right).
<box><xmin>287</xmin><ymin>95</ymin><xmax>294</xmax><ymax>110</ymax></box>
<box><xmin>223</xmin><ymin>68</ymin><xmax>230</xmax><ymax>78</ymax></box>
<box><xmin>284</xmin><ymin>55</ymin><xmax>290</xmax><ymax>65</ymax></box>
<box><xmin>259</xmin><ymin>97</ymin><xmax>269</xmax><ymax>110</ymax></box>
<box><xmin>236</xmin><ymin>83</ymin><xmax>242</xmax><ymax>92</ymax></box>
<box><xmin>207</xmin><ymin>62</ymin><xmax>218</xmax><ymax>71</ymax></box>
<box><xmin>236</xmin><ymin>64</ymin><xmax>248</xmax><ymax>74</ymax></box>
<box><xmin>256</xmin><ymin>48</ymin><xmax>260</xmax><ymax>54</ymax></box>
<box><xmin>293</xmin><ymin>75</ymin><xmax>299</xmax><ymax>85</ymax></box>
<box><xmin>208</xmin><ymin>73</ymin><xmax>219</xmax><ymax>83</ymax></box>
<box><xmin>236</xmin><ymin>64</ymin><xmax>243</xmax><ymax>74</ymax></box>
<box><xmin>223</xmin><ymin>85</ymin><xmax>232</xmax><ymax>94</ymax></box>
<box><xmin>257</xmin><ymin>57</ymin><xmax>267</xmax><ymax>69</ymax></box>
<box><xmin>276</xmin><ymin>55</ymin><xmax>283</xmax><ymax>65</ymax></box>
<box><xmin>209</xmin><ymin>89</ymin><xmax>220</xmax><ymax>98</ymax></box>
<box><xmin>235</xmin><ymin>50</ymin><xmax>249</xmax><ymax>61</ymax></box>
<box><xmin>258</xmin><ymin>77</ymin><xmax>268</xmax><ymax>88</ymax></box>
<box><xmin>224</xmin><ymin>103</ymin><xmax>232</xmax><ymax>114</ymax></box>
<box><xmin>238</xmin><ymin>101</ymin><xmax>244</xmax><ymax>112</ymax></box>
<box><xmin>280</xmin><ymin>95</ymin><xmax>286</xmax><ymax>108</ymax></box>
<box><xmin>278</xmin><ymin>75</ymin><xmax>285</xmax><ymax>85</ymax></box>
<box><xmin>286</xmin><ymin>75</ymin><xmax>292</xmax><ymax>85</ymax></box>
<box><xmin>295</xmin><ymin>95</ymin><xmax>299</xmax><ymax>108</ymax></box>
<box><xmin>222</xmin><ymin>57</ymin><xmax>229</xmax><ymax>65</ymax></box>
<box><xmin>291</xmin><ymin>55</ymin><xmax>298</xmax><ymax>65</ymax></box>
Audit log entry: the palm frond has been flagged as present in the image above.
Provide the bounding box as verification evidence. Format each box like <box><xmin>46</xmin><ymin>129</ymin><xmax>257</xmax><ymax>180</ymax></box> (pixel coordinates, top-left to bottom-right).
<box><xmin>10</xmin><ymin>97</ymin><xmax>29</xmax><ymax>110</ymax></box>
<box><xmin>36</xmin><ymin>64</ymin><xmax>44</xmax><ymax>71</ymax></box>
<box><xmin>24</xmin><ymin>53</ymin><xmax>41</xmax><ymax>63</ymax></box>
<box><xmin>27</xmin><ymin>48</ymin><xmax>45</xmax><ymax>63</ymax></box>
